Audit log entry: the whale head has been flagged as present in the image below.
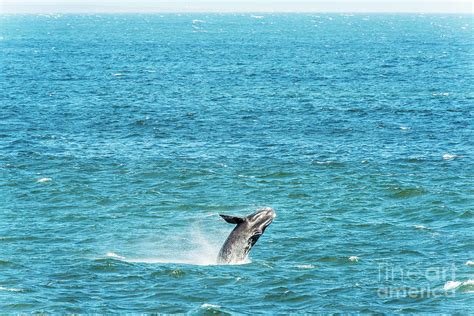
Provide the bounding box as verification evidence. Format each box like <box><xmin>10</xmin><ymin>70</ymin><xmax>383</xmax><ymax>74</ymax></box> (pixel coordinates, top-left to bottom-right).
<box><xmin>245</xmin><ymin>207</ymin><xmax>276</xmax><ymax>237</ymax></box>
<box><xmin>217</xmin><ymin>207</ymin><xmax>276</xmax><ymax>264</ymax></box>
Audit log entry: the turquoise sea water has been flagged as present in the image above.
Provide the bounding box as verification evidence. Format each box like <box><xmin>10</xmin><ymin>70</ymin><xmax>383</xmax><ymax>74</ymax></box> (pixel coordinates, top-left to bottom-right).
<box><xmin>0</xmin><ymin>14</ymin><xmax>473</xmax><ymax>313</ymax></box>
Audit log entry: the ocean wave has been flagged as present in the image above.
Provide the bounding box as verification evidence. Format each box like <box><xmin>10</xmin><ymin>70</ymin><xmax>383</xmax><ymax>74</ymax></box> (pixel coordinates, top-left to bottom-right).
<box><xmin>315</xmin><ymin>256</ymin><xmax>362</xmax><ymax>264</ymax></box>
<box><xmin>296</xmin><ymin>264</ymin><xmax>316</xmax><ymax>269</ymax></box>
<box><xmin>443</xmin><ymin>153</ymin><xmax>463</xmax><ymax>160</ymax></box>
<box><xmin>36</xmin><ymin>177</ymin><xmax>52</xmax><ymax>183</ymax></box>
<box><xmin>387</xmin><ymin>186</ymin><xmax>426</xmax><ymax>199</ymax></box>
<box><xmin>0</xmin><ymin>286</ymin><xmax>24</xmax><ymax>292</ymax></box>
<box><xmin>201</xmin><ymin>303</ymin><xmax>220</xmax><ymax>308</ymax></box>
<box><xmin>443</xmin><ymin>280</ymin><xmax>474</xmax><ymax>292</ymax></box>
<box><xmin>105</xmin><ymin>252</ymin><xmax>125</xmax><ymax>260</ymax></box>
<box><xmin>124</xmin><ymin>256</ymin><xmax>250</xmax><ymax>266</ymax></box>
<box><xmin>459</xmin><ymin>210</ymin><xmax>473</xmax><ymax>219</ymax></box>
<box><xmin>311</xmin><ymin>160</ymin><xmax>346</xmax><ymax>168</ymax></box>
<box><xmin>259</xmin><ymin>171</ymin><xmax>295</xmax><ymax>179</ymax></box>
<box><xmin>414</xmin><ymin>225</ymin><xmax>431</xmax><ymax>231</ymax></box>
<box><xmin>191</xmin><ymin>303</ymin><xmax>234</xmax><ymax>315</ymax></box>
<box><xmin>0</xmin><ymin>259</ymin><xmax>12</xmax><ymax>265</ymax></box>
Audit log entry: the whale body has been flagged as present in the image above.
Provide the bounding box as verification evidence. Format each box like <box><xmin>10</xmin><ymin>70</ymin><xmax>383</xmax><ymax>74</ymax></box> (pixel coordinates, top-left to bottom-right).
<box><xmin>217</xmin><ymin>207</ymin><xmax>276</xmax><ymax>264</ymax></box>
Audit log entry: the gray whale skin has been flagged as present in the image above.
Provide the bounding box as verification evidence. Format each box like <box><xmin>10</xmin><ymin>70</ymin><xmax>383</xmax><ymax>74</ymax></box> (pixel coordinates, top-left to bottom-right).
<box><xmin>217</xmin><ymin>207</ymin><xmax>276</xmax><ymax>264</ymax></box>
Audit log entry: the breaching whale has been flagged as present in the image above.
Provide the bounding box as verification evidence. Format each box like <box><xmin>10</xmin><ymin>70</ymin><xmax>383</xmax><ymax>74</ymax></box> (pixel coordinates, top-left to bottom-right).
<box><xmin>217</xmin><ymin>207</ymin><xmax>276</xmax><ymax>264</ymax></box>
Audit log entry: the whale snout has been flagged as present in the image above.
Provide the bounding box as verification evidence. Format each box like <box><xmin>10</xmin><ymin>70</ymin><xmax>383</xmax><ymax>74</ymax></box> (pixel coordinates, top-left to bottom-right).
<box><xmin>251</xmin><ymin>207</ymin><xmax>276</xmax><ymax>227</ymax></box>
<box><xmin>259</xmin><ymin>207</ymin><xmax>276</xmax><ymax>219</ymax></box>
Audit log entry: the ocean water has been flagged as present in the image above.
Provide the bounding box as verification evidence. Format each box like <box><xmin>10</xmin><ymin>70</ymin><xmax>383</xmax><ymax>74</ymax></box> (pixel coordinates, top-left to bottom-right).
<box><xmin>0</xmin><ymin>13</ymin><xmax>473</xmax><ymax>313</ymax></box>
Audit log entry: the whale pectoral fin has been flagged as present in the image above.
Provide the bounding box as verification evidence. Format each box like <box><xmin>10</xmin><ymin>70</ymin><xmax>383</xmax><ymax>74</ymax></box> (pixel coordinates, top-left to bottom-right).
<box><xmin>219</xmin><ymin>214</ymin><xmax>245</xmax><ymax>224</ymax></box>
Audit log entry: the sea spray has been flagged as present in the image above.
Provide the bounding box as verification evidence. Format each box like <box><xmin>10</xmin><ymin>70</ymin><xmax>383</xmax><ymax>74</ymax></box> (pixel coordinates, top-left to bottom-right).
<box><xmin>110</xmin><ymin>217</ymin><xmax>240</xmax><ymax>265</ymax></box>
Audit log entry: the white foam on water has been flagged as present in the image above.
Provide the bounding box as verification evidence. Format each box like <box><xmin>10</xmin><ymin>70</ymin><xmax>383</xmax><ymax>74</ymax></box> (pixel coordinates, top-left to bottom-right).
<box><xmin>105</xmin><ymin>252</ymin><xmax>125</xmax><ymax>260</ymax></box>
<box><xmin>201</xmin><ymin>303</ymin><xmax>221</xmax><ymax>308</ymax></box>
<box><xmin>444</xmin><ymin>280</ymin><xmax>474</xmax><ymax>291</ymax></box>
<box><xmin>251</xmin><ymin>15</ymin><xmax>264</xmax><ymax>19</ymax></box>
<box><xmin>414</xmin><ymin>225</ymin><xmax>431</xmax><ymax>230</ymax></box>
<box><xmin>444</xmin><ymin>281</ymin><xmax>461</xmax><ymax>290</ymax></box>
<box><xmin>443</xmin><ymin>153</ymin><xmax>462</xmax><ymax>160</ymax></box>
<box><xmin>465</xmin><ymin>261</ymin><xmax>474</xmax><ymax>266</ymax></box>
<box><xmin>37</xmin><ymin>177</ymin><xmax>52</xmax><ymax>183</ymax></box>
<box><xmin>349</xmin><ymin>256</ymin><xmax>359</xmax><ymax>262</ymax></box>
<box><xmin>0</xmin><ymin>286</ymin><xmax>23</xmax><ymax>292</ymax></box>
<box><xmin>296</xmin><ymin>264</ymin><xmax>315</xmax><ymax>269</ymax></box>
<box><xmin>192</xmin><ymin>19</ymin><xmax>206</xmax><ymax>23</ymax></box>
<box><xmin>238</xmin><ymin>174</ymin><xmax>256</xmax><ymax>178</ymax></box>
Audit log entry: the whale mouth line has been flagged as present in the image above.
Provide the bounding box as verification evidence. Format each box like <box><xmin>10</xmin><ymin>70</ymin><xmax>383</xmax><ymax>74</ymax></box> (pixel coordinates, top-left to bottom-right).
<box><xmin>262</xmin><ymin>217</ymin><xmax>274</xmax><ymax>228</ymax></box>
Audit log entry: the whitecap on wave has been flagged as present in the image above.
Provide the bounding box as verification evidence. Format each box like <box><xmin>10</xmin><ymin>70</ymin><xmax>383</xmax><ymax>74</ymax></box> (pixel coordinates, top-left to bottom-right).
<box><xmin>201</xmin><ymin>303</ymin><xmax>221</xmax><ymax>308</ymax></box>
<box><xmin>414</xmin><ymin>225</ymin><xmax>431</xmax><ymax>230</ymax></box>
<box><xmin>105</xmin><ymin>252</ymin><xmax>125</xmax><ymax>260</ymax></box>
<box><xmin>296</xmin><ymin>264</ymin><xmax>315</xmax><ymax>269</ymax></box>
<box><xmin>190</xmin><ymin>303</ymin><xmax>233</xmax><ymax>314</ymax></box>
<box><xmin>443</xmin><ymin>153</ymin><xmax>462</xmax><ymax>160</ymax></box>
<box><xmin>0</xmin><ymin>286</ymin><xmax>23</xmax><ymax>292</ymax></box>
<box><xmin>443</xmin><ymin>280</ymin><xmax>474</xmax><ymax>292</ymax></box>
<box><xmin>36</xmin><ymin>177</ymin><xmax>52</xmax><ymax>183</ymax></box>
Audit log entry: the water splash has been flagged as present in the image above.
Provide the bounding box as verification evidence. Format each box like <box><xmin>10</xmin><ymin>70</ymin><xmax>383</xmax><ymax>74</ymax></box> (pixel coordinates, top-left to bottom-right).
<box><xmin>106</xmin><ymin>221</ymin><xmax>250</xmax><ymax>266</ymax></box>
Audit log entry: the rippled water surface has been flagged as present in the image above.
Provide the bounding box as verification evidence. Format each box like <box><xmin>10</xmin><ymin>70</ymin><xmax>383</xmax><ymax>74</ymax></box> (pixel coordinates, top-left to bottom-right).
<box><xmin>0</xmin><ymin>14</ymin><xmax>473</xmax><ymax>313</ymax></box>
